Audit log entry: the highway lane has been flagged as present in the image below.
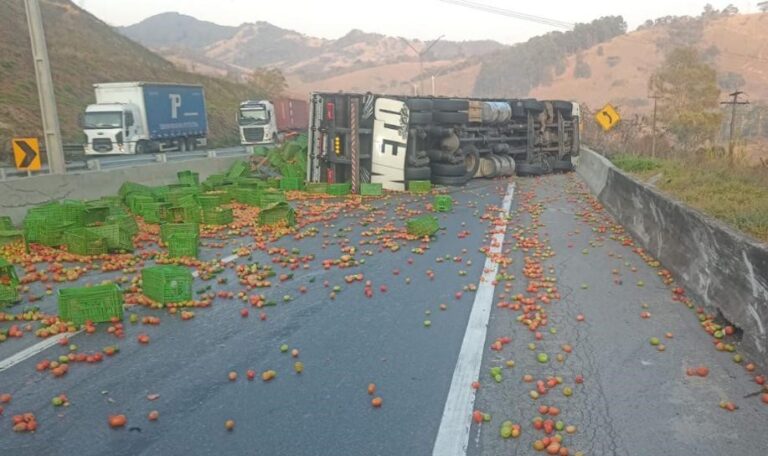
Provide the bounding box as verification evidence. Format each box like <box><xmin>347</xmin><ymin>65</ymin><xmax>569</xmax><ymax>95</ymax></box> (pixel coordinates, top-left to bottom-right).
<box><xmin>468</xmin><ymin>174</ymin><xmax>768</xmax><ymax>456</ymax></box>
<box><xmin>0</xmin><ymin>180</ymin><xmax>511</xmax><ymax>455</ymax></box>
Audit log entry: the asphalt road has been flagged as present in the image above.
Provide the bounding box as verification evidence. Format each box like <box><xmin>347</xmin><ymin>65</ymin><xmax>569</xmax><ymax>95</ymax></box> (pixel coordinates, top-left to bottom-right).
<box><xmin>0</xmin><ymin>174</ymin><xmax>766</xmax><ymax>455</ymax></box>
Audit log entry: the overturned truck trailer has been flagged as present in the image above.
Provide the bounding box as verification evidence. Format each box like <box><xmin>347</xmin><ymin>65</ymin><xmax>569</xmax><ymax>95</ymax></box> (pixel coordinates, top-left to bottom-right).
<box><xmin>306</xmin><ymin>93</ymin><xmax>580</xmax><ymax>191</ymax></box>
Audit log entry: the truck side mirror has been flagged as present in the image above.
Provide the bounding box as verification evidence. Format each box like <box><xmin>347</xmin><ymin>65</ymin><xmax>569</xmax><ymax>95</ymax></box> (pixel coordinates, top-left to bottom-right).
<box><xmin>78</xmin><ymin>113</ymin><xmax>84</xmax><ymax>128</ymax></box>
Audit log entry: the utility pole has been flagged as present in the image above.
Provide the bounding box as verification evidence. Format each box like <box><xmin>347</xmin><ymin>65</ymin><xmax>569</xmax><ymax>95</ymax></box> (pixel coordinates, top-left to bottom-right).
<box><xmin>401</xmin><ymin>35</ymin><xmax>444</xmax><ymax>95</ymax></box>
<box><xmin>648</xmin><ymin>94</ymin><xmax>660</xmax><ymax>158</ymax></box>
<box><xmin>25</xmin><ymin>0</ymin><xmax>66</xmax><ymax>174</ymax></box>
<box><xmin>721</xmin><ymin>90</ymin><xmax>749</xmax><ymax>162</ymax></box>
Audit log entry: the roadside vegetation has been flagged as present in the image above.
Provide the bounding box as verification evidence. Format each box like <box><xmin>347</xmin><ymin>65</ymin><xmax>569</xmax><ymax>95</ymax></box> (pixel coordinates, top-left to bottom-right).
<box><xmin>611</xmin><ymin>154</ymin><xmax>768</xmax><ymax>243</ymax></box>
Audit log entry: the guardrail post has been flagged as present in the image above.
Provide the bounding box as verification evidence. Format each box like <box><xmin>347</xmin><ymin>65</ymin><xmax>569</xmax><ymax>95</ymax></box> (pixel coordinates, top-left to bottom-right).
<box><xmin>0</xmin><ymin>168</ymin><xmax>5</xmax><ymax>181</ymax></box>
<box><xmin>207</xmin><ymin>149</ymin><xmax>216</xmax><ymax>158</ymax></box>
<box><xmin>157</xmin><ymin>153</ymin><xmax>167</xmax><ymax>163</ymax></box>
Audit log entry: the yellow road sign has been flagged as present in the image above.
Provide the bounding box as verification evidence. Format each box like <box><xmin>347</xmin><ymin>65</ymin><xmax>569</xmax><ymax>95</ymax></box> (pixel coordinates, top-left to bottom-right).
<box><xmin>12</xmin><ymin>137</ymin><xmax>41</xmax><ymax>171</ymax></box>
<box><xmin>595</xmin><ymin>104</ymin><xmax>621</xmax><ymax>131</ymax></box>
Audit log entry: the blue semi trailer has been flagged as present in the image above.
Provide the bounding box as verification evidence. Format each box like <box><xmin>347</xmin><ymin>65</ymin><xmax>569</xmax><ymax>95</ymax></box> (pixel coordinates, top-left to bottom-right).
<box><xmin>83</xmin><ymin>82</ymin><xmax>208</xmax><ymax>155</ymax></box>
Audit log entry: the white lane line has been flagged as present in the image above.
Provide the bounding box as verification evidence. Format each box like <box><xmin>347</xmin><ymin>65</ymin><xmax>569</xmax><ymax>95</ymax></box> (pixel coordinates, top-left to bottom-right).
<box><xmin>0</xmin><ymin>330</ymin><xmax>82</xmax><ymax>373</ymax></box>
<box><xmin>0</xmin><ymin>253</ymin><xmax>244</xmax><ymax>372</ymax></box>
<box><xmin>432</xmin><ymin>182</ymin><xmax>515</xmax><ymax>456</ymax></box>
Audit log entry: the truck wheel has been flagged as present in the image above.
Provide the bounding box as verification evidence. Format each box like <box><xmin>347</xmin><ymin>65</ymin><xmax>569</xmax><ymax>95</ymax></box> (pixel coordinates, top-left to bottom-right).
<box><xmin>430</xmin><ymin>162</ymin><xmax>466</xmax><ymax>177</ymax></box>
<box><xmin>407</xmin><ymin>155</ymin><xmax>430</xmax><ymax>168</ymax></box>
<box><xmin>463</xmin><ymin>146</ymin><xmax>480</xmax><ymax>178</ymax></box>
<box><xmin>515</xmin><ymin>161</ymin><xmax>546</xmax><ymax>177</ymax></box>
<box><xmin>187</xmin><ymin>138</ymin><xmax>196</xmax><ymax>151</ymax></box>
<box><xmin>409</xmin><ymin>111</ymin><xmax>433</xmax><ymax>125</ymax></box>
<box><xmin>135</xmin><ymin>140</ymin><xmax>149</xmax><ymax>154</ymax></box>
<box><xmin>432</xmin><ymin>99</ymin><xmax>469</xmax><ymax>111</ymax></box>
<box><xmin>431</xmin><ymin>174</ymin><xmax>470</xmax><ymax>186</ymax></box>
<box><xmin>553</xmin><ymin>156</ymin><xmax>574</xmax><ymax>172</ymax></box>
<box><xmin>523</xmin><ymin>99</ymin><xmax>545</xmax><ymax>112</ymax></box>
<box><xmin>404</xmin><ymin>166</ymin><xmax>431</xmax><ymax>180</ymax></box>
<box><xmin>434</xmin><ymin>111</ymin><xmax>469</xmax><ymax>124</ymax></box>
<box><xmin>405</xmin><ymin>98</ymin><xmax>433</xmax><ymax>112</ymax></box>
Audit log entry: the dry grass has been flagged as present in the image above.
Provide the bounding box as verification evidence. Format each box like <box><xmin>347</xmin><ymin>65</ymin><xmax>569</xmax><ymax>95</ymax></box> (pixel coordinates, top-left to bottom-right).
<box><xmin>612</xmin><ymin>154</ymin><xmax>768</xmax><ymax>242</ymax></box>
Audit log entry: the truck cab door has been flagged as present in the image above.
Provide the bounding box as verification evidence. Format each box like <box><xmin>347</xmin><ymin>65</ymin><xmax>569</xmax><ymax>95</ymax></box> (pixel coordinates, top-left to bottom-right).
<box><xmin>371</xmin><ymin>98</ymin><xmax>409</xmax><ymax>191</ymax></box>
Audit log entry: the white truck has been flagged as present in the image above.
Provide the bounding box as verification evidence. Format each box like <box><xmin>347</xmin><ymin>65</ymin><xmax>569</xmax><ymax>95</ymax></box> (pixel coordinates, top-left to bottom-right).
<box><xmin>83</xmin><ymin>82</ymin><xmax>208</xmax><ymax>155</ymax></box>
<box><xmin>238</xmin><ymin>99</ymin><xmax>308</xmax><ymax>146</ymax></box>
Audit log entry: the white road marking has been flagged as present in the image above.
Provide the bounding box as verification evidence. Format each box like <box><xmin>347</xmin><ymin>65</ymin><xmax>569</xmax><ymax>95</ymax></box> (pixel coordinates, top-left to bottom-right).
<box><xmin>0</xmin><ymin>252</ymin><xmax>244</xmax><ymax>372</ymax></box>
<box><xmin>432</xmin><ymin>183</ymin><xmax>515</xmax><ymax>456</ymax></box>
<box><xmin>0</xmin><ymin>330</ymin><xmax>81</xmax><ymax>373</ymax></box>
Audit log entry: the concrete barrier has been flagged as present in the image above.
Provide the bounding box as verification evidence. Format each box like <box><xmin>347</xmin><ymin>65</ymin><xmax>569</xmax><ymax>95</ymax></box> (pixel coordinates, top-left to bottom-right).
<box><xmin>577</xmin><ymin>147</ymin><xmax>768</xmax><ymax>366</ymax></box>
<box><xmin>0</xmin><ymin>155</ymin><xmax>246</xmax><ymax>224</ymax></box>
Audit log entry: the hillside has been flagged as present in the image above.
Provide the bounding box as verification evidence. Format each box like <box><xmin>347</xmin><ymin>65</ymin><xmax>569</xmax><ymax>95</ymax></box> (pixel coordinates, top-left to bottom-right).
<box><xmin>530</xmin><ymin>13</ymin><xmax>768</xmax><ymax>113</ymax></box>
<box><xmin>0</xmin><ymin>0</ymin><xmax>269</xmax><ymax>160</ymax></box>
<box><xmin>119</xmin><ymin>13</ymin><xmax>506</xmax><ymax>87</ymax></box>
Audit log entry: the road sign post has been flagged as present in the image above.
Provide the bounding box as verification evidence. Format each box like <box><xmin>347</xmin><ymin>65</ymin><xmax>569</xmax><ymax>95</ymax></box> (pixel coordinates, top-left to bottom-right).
<box><xmin>12</xmin><ymin>138</ymin><xmax>42</xmax><ymax>171</ymax></box>
<box><xmin>595</xmin><ymin>104</ymin><xmax>621</xmax><ymax>131</ymax></box>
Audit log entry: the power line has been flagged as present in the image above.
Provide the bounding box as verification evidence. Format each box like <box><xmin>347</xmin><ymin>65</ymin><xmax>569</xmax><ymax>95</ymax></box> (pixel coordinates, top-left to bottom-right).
<box><xmin>439</xmin><ymin>0</ymin><xmax>574</xmax><ymax>30</ymax></box>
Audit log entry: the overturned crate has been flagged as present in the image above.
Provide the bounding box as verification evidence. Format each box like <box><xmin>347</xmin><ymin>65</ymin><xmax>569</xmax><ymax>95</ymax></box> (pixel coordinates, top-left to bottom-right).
<box><xmin>87</xmin><ymin>224</ymin><xmax>134</xmax><ymax>252</ymax></box>
<box><xmin>433</xmin><ymin>195</ymin><xmax>453</xmax><ymax>212</ymax></box>
<box><xmin>0</xmin><ymin>259</ymin><xmax>20</xmax><ymax>307</ymax></box>
<box><xmin>167</xmin><ymin>233</ymin><xmax>199</xmax><ymax>258</ymax></box>
<box><xmin>160</xmin><ymin>223</ymin><xmax>199</xmax><ymax>243</ymax></box>
<box><xmin>64</xmin><ymin>228</ymin><xmax>108</xmax><ymax>256</ymax></box>
<box><xmin>141</xmin><ymin>265</ymin><xmax>193</xmax><ymax>304</ymax></box>
<box><xmin>259</xmin><ymin>202</ymin><xmax>296</xmax><ymax>227</ymax></box>
<box><xmin>406</xmin><ymin>215</ymin><xmax>439</xmax><ymax>237</ymax></box>
<box><xmin>57</xmin><ymin>283</ymin><xmax>124</xmax><ymax>325</ymax></box>
<box><xmin>201</xmin><ymin>207</ymin><xmax>233</xmax><ymax>226</ymax></box>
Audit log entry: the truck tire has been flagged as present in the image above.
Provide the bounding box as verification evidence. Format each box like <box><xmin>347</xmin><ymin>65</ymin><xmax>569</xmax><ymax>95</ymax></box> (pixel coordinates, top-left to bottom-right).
<box><xmin>433</xmin><ymin>99</ymin><xmax>469</xmax><ymax>111</ymax></box>
<box><xmin>553</xmin><ymin>100</ymin><xmax>573</xmax><ymax>117</ymax></box>
<box><xmin>405</xmin><ymin>166</ymin><xmax>431</xmax><ymax>180</ymax></box>
<box><xmin>406</xmin><ymin>98</ymin><xmax>433</xmax><ymax>111</ymax></box>
<box><xmin>430</xmin><ymin>162</ymin><xmax>466</xmax><ymax>177</ymax></box>
<box><xmin>186</xmin><ymin>138</ymin><xmax>196</xmax><ymax>151</ymax></box>
<box><xmin>431</xmin><ymin>174</ymin><xmax>471</xmax><ymax>186</ymax></box>
<box><xmin>434</xmin><ymin>111</ymin><xmax>469</xmax><ymax>124</ymax></box>
<box><xmin>463</xmin><ymin>145</ymin><xmax>480</xmax><ymax>178</ymax></box>
<box><xmin>407</xmin><ymin>155</ymin><xmax>430</xmax><ymax>168</ymax></box>
<box><xmin>135</xmin><ymin>140</ymin><xmax>149</xmax><ymax>154</ymax></box>
<box><xmin>553</xmin><ymin>156</ymin><xmax>574</xmax><ymax>172</ymax></box>
<box><xmin>523</xmin><ymin>99</ymin><xmax>545</xmax><ymax>113</ymax></box>
<box><xmin>409</xmin><ymin>111</ymin><xmax>433</xmax><ymax>125</ymax></box>
<box><xmin>515</xmin><ymin>161</ymin><xmax>546</xmax><ymax>177</ymax></box>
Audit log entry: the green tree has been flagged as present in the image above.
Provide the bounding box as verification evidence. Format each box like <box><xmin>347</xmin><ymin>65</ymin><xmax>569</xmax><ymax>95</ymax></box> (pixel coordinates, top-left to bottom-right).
<box><xmin>649</xmin><ymin>48</ymin><xmax>722</xmax><ymax>152</ymax></box>
<box><xmin>247</xmin><ymin>68</ymin><xmax>287</xmax><ymax>98</ymax></box>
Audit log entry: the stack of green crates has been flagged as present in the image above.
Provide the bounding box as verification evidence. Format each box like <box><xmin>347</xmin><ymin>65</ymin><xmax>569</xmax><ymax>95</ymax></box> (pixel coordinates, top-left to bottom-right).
<box><xmin>167</xmin><ymin>233</ymin><xmax>199</xmax><ymax>258</ymax></box>
<box><xmin>105</xmin><ymin>214</ymin><xmax>138</xmax><ymax>237</ymax></box>
<box><xmin>165</xmin><ymin>205</ymin><xmax>201</xmax><ymax>224</ymax></box>
<box><xmin>232</xmin><ymin>188</ymin><xmax>261</xmax><ymax>206</ymax></box>
<box><xmin>279</xmin><ymin>177</ymin><xmax>304</xmax><ymax>191</ymax></box>
<box><xmin>160</xmin><ymin>223</ymin><xmax>199</xmax><ymax>243</ymax></box>
<box><xmin>0</xmin><ymin>259</ymin><xmax>20</xmax><ymax>307</ymax></box>
<box><xmin>139</xmin><ymin>202</ymin><xmax>170</xmax><ymax>223</ymax></box>
<box><xmin>408</xmin><ymin>180</ymin><xmax>432</xmax><ymax>194</ymax></box>
<box><xmin>406</xmin><ymin>215</ymin><xmax>439</xmax><ymax>237</ymax></box>
<box><xmin>202</xmin><ymin>207</ymin><xmax>233</xmax><ymax>225</ymax></box>
<box><xmin>259</xmin><ymin>202</ymin><xmax>296</xmax><ymax>227</ymax></box>
<box><xmin>63</xmin><ymin>228</ymin><xmax>108</xmax><ymax>256</ymax></box>
<box><xmin>141</xmin><ymin>265</ymin><xmax>193</xmax><ymax>304</ymax></box>
<box><xmin>57</xmin><ymin>283</ymin><xmax>124</xmax><ymax>325</ymax></box>
<box><xmin>197</xmin><ymin>194</ymin><xmax>224</xmax><ymax>209</ymax></box>
<box><xmin>305</xmin><ymin>182</ymin><xmax>328</xmax><ymax>194</ymax></box>
<box><xmin>24</xmin><ymin>216</ymin><xmax>73</xmax><ymax>247</ymax></box>
<box><xmin>327</xmin><ymin>183</ymin><xmax>351</xmax><ymax>196</ymax></box>
<box><xmin>259</xmin><ymin>190</ymin><xmax>286</xmax><ymax>208</ymax></box>
<box><xmin>433</xmin><ymin>195</ymin><xmax>453</xmax><ymax>212</ymax></box>
<box><xmin>177</xmin><ymin>170</ymin><xmax>200</xmax><ymax>186</ymax></box>
<box><xmin>227</xmin><ymin>160</ymin><xmax>250</xmax><ymax>180</ymax></box>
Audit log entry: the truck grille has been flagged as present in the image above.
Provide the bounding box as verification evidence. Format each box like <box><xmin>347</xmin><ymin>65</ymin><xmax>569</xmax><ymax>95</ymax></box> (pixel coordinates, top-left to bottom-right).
<box><xmin>92</xmin><ymin>138</ymin><xmax>113</xmax><ymax>152</ymax></box>
<box><xmin>243</xmin><ymin>127</ymin><xmax>264</xmax><ymax>142</ymax></box>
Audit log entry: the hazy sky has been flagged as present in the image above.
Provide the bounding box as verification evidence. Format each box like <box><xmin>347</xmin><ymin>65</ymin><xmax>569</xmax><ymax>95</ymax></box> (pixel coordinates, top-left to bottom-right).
<box><xmin>79</xmin><ymin>0</ymin><xmax>757</xmax><ymax>44</ymax></box>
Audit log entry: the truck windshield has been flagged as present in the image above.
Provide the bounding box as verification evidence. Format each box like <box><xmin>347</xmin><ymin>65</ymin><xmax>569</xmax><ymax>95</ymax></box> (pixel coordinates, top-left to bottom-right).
<box><xmin>239</xmin><ymin>108</ymin><xmax>268</xmax><ymax>125</ymax></box>
<box><xmin>84</xmin><ymin>112</ymin><xmax>123</xmax><ymax>129</ymax></box>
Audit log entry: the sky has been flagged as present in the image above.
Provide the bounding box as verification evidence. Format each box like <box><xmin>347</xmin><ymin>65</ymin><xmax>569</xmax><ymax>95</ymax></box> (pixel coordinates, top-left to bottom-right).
<box><xmin>79</xmin><ymin>0</ymin><xmax>757</xmax><ymax>45</ymax></box>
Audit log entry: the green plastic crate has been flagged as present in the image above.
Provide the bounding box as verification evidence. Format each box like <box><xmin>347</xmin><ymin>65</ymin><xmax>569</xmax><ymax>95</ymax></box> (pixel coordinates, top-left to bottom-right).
<box><xmin>64</xmin><ymin>228</ymin><xmax>108</xmax><ymax>256</ymax></box>
<box><xmin>28</xmin><ymin>202</ymin><xmax>62</xmax><ymax>221</ymax></box>
<box><xmin>406</xmin><ymin>215</ymin><xmax>439</xmax><ymax>237</ymax></box>
<box><xmin>259</xmin><ymin>202</ymin><xmax>296</xmax><ymax>227</ymax></box>
<box><xmin>83</xmin><ymin>205</ymin><xmax>110</xmax><ymax>226</ymax></box>
<box><xmin>57</xmin><ymin>283</ymin><xmax>124</xmax><ymax>325</ymax></box>
<box><xmin>327</xmin><ymin>183</ymin><xmax>351</xmax><ymax>196</ymax></box>
<box><xmin>227</xmin><ymin>160</ymin><xmax>250</xmax><ymax>180</ymax></box>
<box><xmin>433</xmin><ymin>195</ymin><xmax>453</xmax><ymax>212</ymax></box>
<box><xmin>165</xmin><ymin>205</ymin><xmax>201</xmax><ymax>224</ymax></box>
<box><xmin>24</xmin><ymin>219</ymin><xmax>73</xmax><ymax>247</ymax></box>
<box><xmin>119</xmin><ymin>182</ymin><xmax>151</xmax><ymax>198</ymax></box>
<box><xmin>0</xmin><ymin>216</ymin><xmax>13</xmax><ymax>230</ymax></box>
<box><xmin>196</xmin><ymin>194</ymin><xmax>224</xmax><ymax>209</ymax></box>
<box><xmin>408</xmin><ymin>180</ymin><xmax>432</xmax><ymax>194</ymax></box>
<box><xmin>141</xmin><ymin>265</ymin><xmax>193</xmax><ymax>304</ymax></box>
<box><xmin>232</xmin><ymin>188</ymin><xmax>261</xmax><ymax>206</ymax></box>
<box><xmin>160</xmin><ymin>223</ymin><xmax>199</xmax><ymax>243</ymax></box>
<box><xmin>105</xmin><ymin>214</ymin><xmax>138</xmax><ymax>237</ymax></box>
<box><xmin>0</xmin><ymin>230</ymin><xmax>25</xmax><ymax>247</ymax></box>
<box><xmin>235</xmin><ymin>177</ymin><xmax>267</xmax><ymax>189</ymax></box>
<box><xmin>127</xmin><ymin>194</ymin><xmax>155</xmax><ymax>213</ymax></box>
<box><xmin>259</xmin><ymin>191</ymin><xmax>286</xmax><ymax>207</ymax></box>
<box><xmin>87</xmin><ymin>224</ymin><xmax>134</xmax><ymax>252</ymax></box>
<box><xmin>139</xmin><ymin>202</ymin><xmax>170</xmax><ymax>224</ymax></box>
<box><xmin>167</xmin><ymin>233</ymin><xmax>199</xmax><ymax>258</ymax></box>
<box><xmin>0</xmin><ymin>259</ymin><xmax>20</xmax><ymax>306</ymax></box>
<box><xmin>202</xmin><ymin>207</ymin><xmax>233</xmax><ymax>225</ymax></box>
<box><xmin>305</xmin><ymin>182</ymin><xmax>328</xmax><ymax>194</ymax></box>
<box><xmin>360</xmin><ymin>183</ymin><xmax>383</xmax><ymax>196</ymax></box>
<box><xmin>177</xmin><ymin>170</ymin><xmax>200</xmax><ymax>186</ymax></box>
<box><xmin>279</xmin><ymin>177</ymin><xmax>304</xmax><ymax>191</ymax></box>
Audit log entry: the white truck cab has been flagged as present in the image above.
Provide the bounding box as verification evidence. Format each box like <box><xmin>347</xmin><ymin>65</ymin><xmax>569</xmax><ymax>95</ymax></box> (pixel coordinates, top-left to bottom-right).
<box><xmin>238</xmin><ymin>100</ymin><xmax>276</xmax><ymax>145</ymax></box>
<box><xmin>83</xmin><ymin>103</ymin><xmax>144</xmax><ymax>154</ymax></box>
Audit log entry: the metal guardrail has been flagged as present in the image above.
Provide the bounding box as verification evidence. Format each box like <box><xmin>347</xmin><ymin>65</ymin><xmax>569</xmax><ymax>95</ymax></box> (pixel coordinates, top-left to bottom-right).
<box><xmin>0</xmin><ymin>146</ymin><xmax>249</xmax><ymax>181</ymax></box>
